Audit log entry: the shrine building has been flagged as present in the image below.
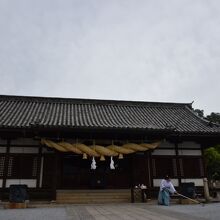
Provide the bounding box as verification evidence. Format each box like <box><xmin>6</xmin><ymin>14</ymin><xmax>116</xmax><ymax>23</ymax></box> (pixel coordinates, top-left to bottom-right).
<box><xmin>0</xmin><ymin>95</ymin><xmax>219</xmax><ymax>203</ymax></box>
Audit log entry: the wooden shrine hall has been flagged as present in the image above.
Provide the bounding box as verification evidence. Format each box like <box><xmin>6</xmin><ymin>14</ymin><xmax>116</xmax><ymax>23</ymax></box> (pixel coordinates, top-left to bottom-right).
<box><xmin>0</xmin><ymin>95</ymin><xmax>219</xmax><ymax>203</ymax></box>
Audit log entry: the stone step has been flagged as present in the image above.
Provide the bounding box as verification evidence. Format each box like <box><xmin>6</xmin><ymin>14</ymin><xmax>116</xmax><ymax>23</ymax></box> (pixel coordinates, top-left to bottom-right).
<box><xmin>56</xmin><ymin>193</ymin><xmax>130</xmax><ymax>197</ymax></box>
<box><xmin>56</xmin><ymin>199</ymin><xmax>131</xmax><ymax>203</ymax></box>
<box><xmin>57</xmin><ymin>189</ymin><xmax>130</xmax><ymax>193</ymax></box>
<box><xmin>56</xmin><ymin>194</ymin><xmax>130</xmax><ymax>198</ymax></box>
<box><xmin>56</xmin><ymin>198</ymin><xmax>130</xmax><ymax>204</ymax></box>
<box><xmin>57</xmin><ymin>191</ymin><xmax>130</xmax><ymax>194</ymax></box>
<box><xmin>56</xmin><ymin>189</ymin><xmax>131</xmax><ymax>204</ymax></box>
<box><xmin>56</xmin><ymin>197</ymin><xmax>130</xmax><ymax>201</ymax></box>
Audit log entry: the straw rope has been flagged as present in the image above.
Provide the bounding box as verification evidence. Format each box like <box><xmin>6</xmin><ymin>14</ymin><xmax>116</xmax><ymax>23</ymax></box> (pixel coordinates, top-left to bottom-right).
<box><xmin>107</xmin><ymin>145</ymin><xmax>134</xmax><ymax>154</ymax></box>
<box><xmin>91</xmin><ymin>145</ymin><xmax>118</xmax><ymax>157</ymax></box>
<box><xmin>41</xmin><ymin>139</ymin><xmax>161</xmax><ymax>160</ymax></box>
<box><xmin>140</xmin><ymin>141</ymin><xmax>161</xmax><ymax>149</ymax></box>
<box><xmin>58</xmin><ymin>142</ymin><xmax>82</xmax><ymax>154</ymax></box>
<box><xmin>123</xmin><ymin>143</ymin><xmax>149</xmax><ymax>151</ymax></box>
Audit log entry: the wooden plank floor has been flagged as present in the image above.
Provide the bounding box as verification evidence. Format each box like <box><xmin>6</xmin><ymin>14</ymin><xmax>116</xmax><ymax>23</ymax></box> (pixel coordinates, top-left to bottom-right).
<box><xmin>64</xmin><ymin>204</ymin><xmax>207</xmax><ymax>220</ymax></box>
<box><xmin>0</xmin><ymin>203</ymin><xmax>214</xmax><ymax>220</ymax></box>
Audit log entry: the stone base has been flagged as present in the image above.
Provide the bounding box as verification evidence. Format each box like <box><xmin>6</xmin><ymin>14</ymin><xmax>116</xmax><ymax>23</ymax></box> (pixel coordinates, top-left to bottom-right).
<box><xmin>5</xmin><ymin>202</ymin><xmax>27</xmax><ymax>209</ymax></box>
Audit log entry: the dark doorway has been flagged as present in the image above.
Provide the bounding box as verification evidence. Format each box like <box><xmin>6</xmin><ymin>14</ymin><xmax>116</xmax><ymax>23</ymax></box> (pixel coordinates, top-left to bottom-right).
<box><xmin>60</xmin><ymin>154</ymin><xmax>133</xmax><ymax>189</ymax></box>
<box><xmin>132</xmin><ymin>153</ymin><xmax>150</xmax><ymax>187</ymax></box>
<box><xmin>90</xmin><ymin>156</ymin><xmax>132</xmax><ymax>189</ymax></box>
<box><xmin>61</xmin><ymin>155</ymin><xmax>90</xmax><ymax>189</ymax></box>
<box><xmin>42</xmin><ymin>155</ymin><xmax>56</xmax><ymax>188</ymax></box>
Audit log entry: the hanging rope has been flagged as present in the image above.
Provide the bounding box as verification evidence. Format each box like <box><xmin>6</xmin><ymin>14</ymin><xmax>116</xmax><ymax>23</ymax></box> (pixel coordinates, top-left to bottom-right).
<box><xmin>41</xmin><ymin>139</ymin><xmax>161</xmax><ymax>159</ymax></box>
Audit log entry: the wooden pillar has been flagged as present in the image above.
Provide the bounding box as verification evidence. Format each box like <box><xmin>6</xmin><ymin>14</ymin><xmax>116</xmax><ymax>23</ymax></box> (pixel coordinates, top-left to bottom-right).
<box><xmin>130</xmin><ymin>154</ymin><xmax>134</xmax><ymax>188</ymax></box>
<box><xmin>174</xmin><ymin>141</ymin><xmax>181</xmax><ymax>187</ymax></box>
<box><xmin>149</xmin><ymin>150</ymin><xmax>154</xmax><ymax>188</ymax></box>
<box><xmin>200</xmin><ymin>143</ymin><xmax>207</xmax><ymax>178</ymax></box>
<box><xmin>36</xmin><ymin>145</ymin><xmax>42</xmax><ymax>188</ymax></box>
<box><xmin>130</xmin><ymin>154</ymin><xmax>134</xmax><ymax>203</ymax></box>
<box><xmin>52</xmin><ymin>151</ymin><xmax>58</xmax><ymax>201</ymax></box>
<box><xmin>2</xmin><ymin>139</ymin><xmax>11</xmax><ymax>189</ymax></box>
<box><xmin>146</xmin><ymin>151</ymin><xmax>152</xmax><ymax>188</ymax></box>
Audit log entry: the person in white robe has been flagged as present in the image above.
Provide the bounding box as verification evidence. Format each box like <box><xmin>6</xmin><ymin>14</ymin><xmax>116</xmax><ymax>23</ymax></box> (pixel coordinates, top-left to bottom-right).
<box><xmin>158</xmin><ymin>175</ymin><xmax>177</xmax><ymax>206</ymax></box>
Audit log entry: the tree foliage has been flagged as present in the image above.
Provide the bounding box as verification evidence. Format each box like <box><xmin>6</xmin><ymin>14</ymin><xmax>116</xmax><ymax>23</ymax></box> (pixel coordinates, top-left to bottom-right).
<box><xmin>194</xmin><ymin>109</ymin><xmax>220</xmax><ymax>125</ymax></box>
<box><xmin>194</xmin><ymin>109</ymin><xmax>204</xmax><ymax>118</ymax></box>
<box><xmin>204</xmin><ymin>145</ymin><xmax>220</xmax><ymax>180</ymax></box>
<box><xmin>206</xmin><ymin>112</ymin><xmax>220</xmax><ymax>124</ymax></box>
<box><xmin>193</xmin><ymin>108</ymin><xmax>220</xmax><ymax>179</ymax></box>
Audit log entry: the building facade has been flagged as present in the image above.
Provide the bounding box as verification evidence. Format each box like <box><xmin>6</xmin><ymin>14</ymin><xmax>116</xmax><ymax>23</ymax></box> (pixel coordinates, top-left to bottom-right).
<box><xmin>0</xmin><ymin>95</ymin><xmax>219</xmax><ymax>201</ymax></box>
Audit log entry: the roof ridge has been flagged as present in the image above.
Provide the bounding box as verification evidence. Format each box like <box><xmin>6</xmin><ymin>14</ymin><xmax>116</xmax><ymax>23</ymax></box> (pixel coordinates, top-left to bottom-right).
<box><xmin>0</xmin><ymin>94</ymin><xmax>191</xmax><ymax>107</ymax></box>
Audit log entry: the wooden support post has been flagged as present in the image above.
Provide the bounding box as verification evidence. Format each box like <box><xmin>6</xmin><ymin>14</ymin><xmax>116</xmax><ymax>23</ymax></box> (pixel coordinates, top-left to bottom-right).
<box><xmin>130</xmin><ymin>154</ymin><xmax>134</xmax><ymax>188</ymax></box>
<box><xmin>146</xmin><ymin>151</ymin><xmax>152</xmax><ymax>188</ymax></box>
<box><xmin>2</xmin><ymin>139</ymin><xmax>11</xmax><ymax>199</ymax></box>
<box><xmin>130</xmin><ymin>155</ymin><xmax>134</xmax><ymax>203</ymax></box>
<box><xmin>200</xmin><ymin>144</ymin><xmax>207</xmax><ymax>177</ymax></box>
<box><xmin>52</xmin><ymin>152</ymin><xmax>58</xmax><ymax>201</ymax></box>
<box><xmin>36</xmin><ymin>145</ymin><xmax>42</xmax><ymax>188</ymax></box>
<box><xmin>175</xmin><ymin>141</ymin><xmax>181</xmax><ymax>187</ymax></box>
<box><xmin>149</xmin><ymin>150</ymin><xmax>154</xmax><ymax>188</ymax></box>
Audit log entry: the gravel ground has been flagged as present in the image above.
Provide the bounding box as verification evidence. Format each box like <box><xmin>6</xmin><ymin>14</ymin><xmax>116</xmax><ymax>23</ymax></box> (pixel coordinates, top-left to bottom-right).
<box><xmin>0</xmin><ymin>203</ymin><xmax>219</xmax><ymax>220</ymax></box>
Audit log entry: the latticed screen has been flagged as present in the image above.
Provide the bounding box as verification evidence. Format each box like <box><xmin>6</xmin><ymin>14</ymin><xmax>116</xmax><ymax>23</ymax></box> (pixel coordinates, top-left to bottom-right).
<box><xmin>0</xmin><ymin>156</ymin><xmax>6</xmax><ymax>177</ymax></box>
<box><xmin>152</xmin><ymin>157</ymin><xmax>177</xmax><ymax>178</ymax></box>
<box><xmin>179</xmin><ymin>157</ymin><xmax>204</xmax><ymax>178</ymax></box>
<box><xmin>7</xmin><ymin>155</ymin><xmax>39</xmax><ymax>178</ymax></box>
<box><xmin>152</xmin><ymin>156</ymin><xmax>204</xmax><ymax>178</ymax></box>
<box><xmin>7</xmin><ymin>156</ymin><xmax>15</xmax><ymax>177</ymax></box>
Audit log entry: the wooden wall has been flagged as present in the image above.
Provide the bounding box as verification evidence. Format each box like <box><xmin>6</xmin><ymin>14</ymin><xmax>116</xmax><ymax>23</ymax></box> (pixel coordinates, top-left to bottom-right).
<box><xmin>0</xmin><ymin>137</ymin><xmax>206</xmax><ymax>200</ymax></box>
<box><xmin>151</xmin><ymin>141</ymin><xmax>204</xmax><ymax>187</ymax></box>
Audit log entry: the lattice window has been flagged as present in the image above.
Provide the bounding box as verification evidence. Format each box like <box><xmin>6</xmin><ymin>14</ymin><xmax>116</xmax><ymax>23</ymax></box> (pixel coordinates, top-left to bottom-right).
<box><xmin>7</xmin><ymin>156</ymin><xmax>13</xmax><ymax>177</ymax></box>
<box><xmin>152</xmin><ymin>159</ymin><xmax>156</xmax><ymax>177</ymax></box>
<box><xmin>199</xmin><ymin>158</ymin><xmax>204</xmax><ymax>176</ymax></box>
<box><xmin>172</xmin><ymin>159</ymin><xmax>178</xmax><ymax>177</ymax></box>
<box><xmin>152</xmin><ymin>157</ymin><xmax>176</xmax><ymax>178</ymax></box>
<box><xmin>0</xmin><ymin>156</ymin><xmax>5</xmax><ymax>177</ymax></box>
<box><xmin>179</xmin><ymin>158</ymin><xmax>184</xmax><ymax>176</ymax></box>
<box><xmin>180</xmin><ymin>157</ymin><xmax>204</xmax><ymax>178</ymax></box>
<box><xmin>21</xmin><ymin>155</ymin><xmax>38</xmax><ymax>178</ymax></box>
<box><xmin>6</xmin><ymin>155</ymin><xmax>39</xmax><ymax>178</ymax></box>
<box><xmin>32</xmin><ymin>156</ymin><xmax>38</xmax><ymax>177</ymax></box>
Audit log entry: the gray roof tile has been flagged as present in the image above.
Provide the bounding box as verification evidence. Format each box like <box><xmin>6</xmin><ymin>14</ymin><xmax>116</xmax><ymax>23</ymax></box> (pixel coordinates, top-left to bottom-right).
<box><xmin>0</xmin><ymin>95</ymin><xmax>219</xmax><ymax>135</ymax></box>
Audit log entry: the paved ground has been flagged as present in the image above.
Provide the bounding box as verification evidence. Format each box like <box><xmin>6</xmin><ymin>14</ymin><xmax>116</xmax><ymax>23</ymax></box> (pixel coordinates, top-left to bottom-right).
<box><xmin>0</xmin><ymin>203</ymin><xmax>219</xmax><ymax>220</ymax></box>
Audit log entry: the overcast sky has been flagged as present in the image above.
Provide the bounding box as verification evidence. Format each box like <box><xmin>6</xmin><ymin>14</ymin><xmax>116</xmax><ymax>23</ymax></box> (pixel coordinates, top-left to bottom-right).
<box><xmin>0</xmin><ymin>0</ymin><xmax>219</xmax><ymax>115</ymax></box>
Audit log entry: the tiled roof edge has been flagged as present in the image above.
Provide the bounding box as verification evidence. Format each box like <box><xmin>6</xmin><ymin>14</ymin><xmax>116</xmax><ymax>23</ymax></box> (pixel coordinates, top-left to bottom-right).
<box><xmin>0</xmin><ymin>94</ymin><xmax>192</xmax><ymax>108</ymax></box>
<box><xmin>185</xmin><ymin>106</ymin><xmax>220</xmax><ymax>128</ymax></box>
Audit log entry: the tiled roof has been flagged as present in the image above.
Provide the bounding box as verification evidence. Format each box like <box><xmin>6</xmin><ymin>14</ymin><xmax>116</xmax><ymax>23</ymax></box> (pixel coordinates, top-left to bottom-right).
<box><xmin>0</xmin><ymin>95</ymin><xmax>219</xmax><ymax>135</ymax></box>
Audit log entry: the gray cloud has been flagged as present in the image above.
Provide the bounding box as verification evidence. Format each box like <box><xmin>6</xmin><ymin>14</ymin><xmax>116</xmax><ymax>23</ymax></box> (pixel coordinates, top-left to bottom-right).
<box><xmin>0</xmin><ymin>0</ymin><xmax>219</xmax><ymax>114</ymax></box>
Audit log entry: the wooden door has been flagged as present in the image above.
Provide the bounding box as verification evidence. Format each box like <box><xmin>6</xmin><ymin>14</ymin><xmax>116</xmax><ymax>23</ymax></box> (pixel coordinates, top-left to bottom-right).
<box><xmin>61</xmin><ymin>154</ymin><xmax>90</xmax><ymax>189</ymax></box>
<box><xmin>42</xmin><ymin>155</ymin><xmax>55</xmax><ymax>188</ymax></box>
<box><xmin>132</xmin><ymin>153</ymin><xmax>150</xmax><ymax>187</ymax></box>
<box><xmin>89</xmin><ymin>157</ymin><xmax>131</xmax><ymax>189</ymax></box>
